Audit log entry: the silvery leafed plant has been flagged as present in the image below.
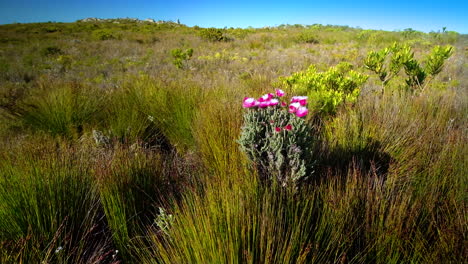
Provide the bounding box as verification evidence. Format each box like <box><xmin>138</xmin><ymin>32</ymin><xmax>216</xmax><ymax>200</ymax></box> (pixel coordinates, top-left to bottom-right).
<box><xmin>238</xmin><ymin>89</ymin><xmax>314</xmax><ymax>188</ymax></box>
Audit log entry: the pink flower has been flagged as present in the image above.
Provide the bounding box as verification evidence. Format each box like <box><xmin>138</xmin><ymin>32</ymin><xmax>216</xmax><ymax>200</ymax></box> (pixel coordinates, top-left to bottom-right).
<box><xmin>259</xmin><ymin>101</ymin><xmax>270</xmax><ymax>108</ymax></box>
<box><xmin>243</xmin><ymin>97</ymin><xmax>257</xmax><ymax>108</ymax></box>
<box><xmin>289</xmin><ymin>102</ymin><xmax>301</xmax><ymax>113</ymax></box>
<box><xmin>284</xmin><ymin>124</ymin><xmax>292</xmax><ymax>131</ymax></box>
<box><xmin>269</xmin><ymin>99</ymin><xmax>279</xmax><ymax>106</ymax></box>
<box><xmin>275</xmin><ymin>89</ymin><xmax>285</xmax><ymax>97</ymax></box>
<box><xmin>259</xmin><ymin>93</ymin><xmax>274</xmax><ymax>102</ymax></box>
<box><xmin>295</xmin><ymin>107</ymin><xmax>309</xmax><ymax>117</ymax></box>
<box><xmin>281</xmin><ymin>102</ymin><xmax>287</xmax><ymax>107</ymax></box>
<box><xmin>291</xmin><ymin>96</ymin><xmax>308</xmax><ymax>106</ymax></box>
<box><xmin>275</xmin><ymin>127</ymin><xmax>281</xmax><ymax>132</ymax></box>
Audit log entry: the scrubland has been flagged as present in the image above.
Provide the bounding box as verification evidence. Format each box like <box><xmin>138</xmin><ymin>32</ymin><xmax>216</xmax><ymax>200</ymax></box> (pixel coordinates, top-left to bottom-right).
<box><xmin>0</xmin><ymin>20</ymin><xmax>466</xmax><ymax>263</ymax></box>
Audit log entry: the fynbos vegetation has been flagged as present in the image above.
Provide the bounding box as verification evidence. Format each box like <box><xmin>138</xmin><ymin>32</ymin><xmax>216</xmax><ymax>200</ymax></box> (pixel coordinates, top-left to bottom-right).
<box><xmin>364</xmin><ymin>43</ymin><xmax>453</xmax><ymax>91</ymax></box>
<box><xmin>0</xmin><ymin>19</ymin><xmax>466</xmax><ymax>263</ymax></box>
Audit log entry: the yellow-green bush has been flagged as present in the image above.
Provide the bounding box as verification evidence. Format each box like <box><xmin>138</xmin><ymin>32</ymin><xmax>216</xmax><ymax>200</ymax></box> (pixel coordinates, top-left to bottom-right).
<box><xmin>282</xmin><ymin>62</ymin><xmax>368</xmax><ymax>116</ymax></box>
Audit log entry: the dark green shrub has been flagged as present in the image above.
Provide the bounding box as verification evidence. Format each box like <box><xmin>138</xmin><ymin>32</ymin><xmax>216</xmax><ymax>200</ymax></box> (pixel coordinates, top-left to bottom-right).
<box><xmin>41</xmin><ymin>26</ymin><xmax>59</xmax><ymax>33</ymax></box>
<box><xmin>92</xmin><ymin>29</ymin><xmax>121</xmax><ymax>40</ymax></box>
<box><xmin>296</xmin><ymin>31</ymin><xmax>319</xmax><ymax>44</ymax></box>
<box><xmin>199</xmin><ymin>28</ymin><xmax>230</xmax><ymax>42</ymax></box>
<box><xmin>41</xmin><ymin>46</ymin><xmax>63</xmax><ymax>56</ymax></box>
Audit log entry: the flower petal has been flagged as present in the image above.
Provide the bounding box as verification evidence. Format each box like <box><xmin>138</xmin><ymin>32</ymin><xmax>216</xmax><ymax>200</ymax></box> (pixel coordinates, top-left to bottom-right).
<box><xmin>275</xmin><ymin>89</ymin><xmax>285</xmax><ymax>97</ymax></box>
<box><xmin>243</xmin><ymin>97</ymin><xmax>257</xmax><ymax>108</ymax></box>
<box><xmin>288</xmin><ymin>102</ymin><xmax>301</xmax><ymax>113</ymax></box>
<box><xmin>295</xmin><ymin>107</ymin><xmax>309</xmax><ymax>117</ymax></box>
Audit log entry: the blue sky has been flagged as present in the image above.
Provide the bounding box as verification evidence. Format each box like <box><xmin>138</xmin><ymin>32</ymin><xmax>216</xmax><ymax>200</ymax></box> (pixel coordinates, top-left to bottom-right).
<box><xmin>0</xmin><ymin>0</ymin><xmax>467</xmax><ymax>33</ymax></box>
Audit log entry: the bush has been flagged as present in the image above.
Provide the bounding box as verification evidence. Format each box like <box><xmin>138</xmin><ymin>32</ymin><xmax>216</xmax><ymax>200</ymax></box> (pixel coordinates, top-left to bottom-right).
<box><xmin>296</xmin><ymin>31</ymin><xmax>319</xmax><ymax>44</ymax></box>
<box><xmin>364</xmin><ymin>43</ymin><xmax>453</xmax><ymax>91</ymax></box>
<box><xmin>281</xmin><ymin>62</ymin><xmax>368</xmax><ymax>116</ymax></box>
<box><xmin>199</xmin><ymin>28</ymin><xmax>230</xmax><ymax>42</ymax></box>
<box><xmin>92</xmin><ymin>29</ymin><xmax>121</xmax><ymax>40</ymax></box>
<box><xmin>238</xmin><ymin>90</ymin><xmax>314</xmax><ymax>187</ymax></box>
<box><xmin>41</xmin><ymin>46</ymin><xmax>63</xmax><ymax>56</ymax></box>
<box><xmin>170</xmin><ymin>48</ymin><xmax>193</xmax><ymax>69</ymax></box>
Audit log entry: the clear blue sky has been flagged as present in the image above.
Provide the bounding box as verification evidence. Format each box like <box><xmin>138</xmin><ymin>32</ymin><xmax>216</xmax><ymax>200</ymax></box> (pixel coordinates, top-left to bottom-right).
<box><xmin>0</xmin><ymin>0</ymin><xmax>467</xmax><ymax>33</ymax></box>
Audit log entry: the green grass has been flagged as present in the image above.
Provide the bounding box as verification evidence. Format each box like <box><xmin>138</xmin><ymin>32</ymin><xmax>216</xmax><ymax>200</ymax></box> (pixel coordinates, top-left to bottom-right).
<box><xmin>14</xmin><ymin>80</ymin><xmax>103</xmax><ymax>139</ymax></box>
<box><xmin>0</xmin><ymin>138</ymin><xmax>104</xmax><ymax>263</ymax></box>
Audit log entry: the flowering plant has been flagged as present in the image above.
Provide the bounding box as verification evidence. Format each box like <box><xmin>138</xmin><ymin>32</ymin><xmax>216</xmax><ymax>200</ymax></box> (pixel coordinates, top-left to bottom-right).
<box><xmin>238</xmin><ymin>89</ymin><xmax>314</xmax><ymax>187</ymax></box>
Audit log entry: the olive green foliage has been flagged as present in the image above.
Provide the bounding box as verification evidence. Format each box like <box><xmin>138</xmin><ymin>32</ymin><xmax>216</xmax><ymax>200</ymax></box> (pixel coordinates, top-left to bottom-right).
<box><xmin>238</xmin><ymin>107</ymin><xmax>314</xmax><ymax>187</ymax></box>
<box><xmin>365</xmin><ymin>43</ymin><xmax>453</xmax><ymax>90</ymax></box>
<box><xmin>296</xmin><ymin>31</ymin><xmax>319</xmax><ymax>44</ymax></box>
<box><xmin>282</xmin><ymin>62</ymin><xmax>368</xmax><ymax>116</ymax></box>
<box><xmin>171</xmin><ymin>48</ymin><xmax>193</xmax><ymax>69</ymax></box>
<box><xmin>198</xmin><ymin>27</ymin><xmax>230</xmax><ymax>42</ymax></box>
<box><xmin>41</xmin><ymin>46</ymin><xmax>63</xmax><ymax>56</ymax></box>
<box><xmin>92</xmin><ymin>28</ymin><xmax>121</xmax><ymax>40</ymax></box>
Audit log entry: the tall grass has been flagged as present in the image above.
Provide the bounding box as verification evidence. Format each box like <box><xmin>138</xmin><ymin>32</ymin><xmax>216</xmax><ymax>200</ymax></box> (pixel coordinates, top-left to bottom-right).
<box><xmin>95</xmin><ymin>146</ymin><xmax>196</xmax><ymax>260</ymax></box>
<box><xmin>0</xmin><ymin>138</ymin><xmax>106</xmax><ymax>263</ymax></box>
<box><xmin>16</xmin><ymin>80</ymin><xmax>103</xmax><ymax>138</ymax></box>
<box><xmin>140</xmin><ymin>83</ymin><xmax>467</xmax><ymax>263</ymax></box>
<box><xmin>119</xmin><ymin>75</ymin><xmax>201</xmax><ymax>152</ymax></box>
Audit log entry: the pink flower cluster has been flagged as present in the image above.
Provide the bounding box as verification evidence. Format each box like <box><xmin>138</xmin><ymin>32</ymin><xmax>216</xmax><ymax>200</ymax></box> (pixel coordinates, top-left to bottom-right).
<box><xmin>243</xmin><ymin>89</ymin><xmax>284</xmax><ymax>108</ymax></box>
<box><xmin>242</xmin><ymin>89</ymin><xmax>309</xmax><ymax>118</ymax></box>
<box><xmin>288</xmin><ymin>96</ymin><xmax>309</xmax><ymax>117</ymax></box>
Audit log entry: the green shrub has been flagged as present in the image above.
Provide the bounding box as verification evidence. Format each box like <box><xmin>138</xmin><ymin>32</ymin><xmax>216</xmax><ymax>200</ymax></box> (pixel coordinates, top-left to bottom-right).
<box><xmin>296</xmin><ymin>31</ymin><xmax>319</xmax><ymax>44</ymax></box>
<box><xmin>92</xmin><ymin>29</ymin><xmax>121</xmax><ymax>40</ymax></box>
<box><xmin>282</xmin><ymin>62</ymin><xmax>368</xmax><ymax>116</ymax></box>
<box><xmin>365</xmin><ymin>43</ymin><xmax>453</xmax><ymax>91</ymax></box>
<box><xmin>41</xmin><ymin>46</ymin><xmax>63</xmax><ymax>56</ymax></box>
<box><xmin>199</xmin><ymin>28</ymin><xmax>230</xmax><ymax>42</ymax></box>
<box><xmin>170</xmin><ymin>48</ymin><xmax>193</xmax><ymax>69</ymax></box>
<box><xmin>238</xmin><ymin>92</ymin><xmax>314</xmax><ymax>187</ymax></box>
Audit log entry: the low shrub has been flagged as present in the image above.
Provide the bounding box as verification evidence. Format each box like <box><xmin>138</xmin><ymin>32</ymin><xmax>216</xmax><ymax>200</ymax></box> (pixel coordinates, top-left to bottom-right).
<box><xmin>41</xmin><ymin>46</ymin><xmax>63</xmax><ymax>56</ymax></box>
<box><xmin>238</xmin><ymin>89</ymin><xmax>314</xmax><ymax>187</ymax></box>
<box><xmin>199</xmin><ymin>28</ymin><xmax>230</xmax><ymax>42</ymax></box>
<box><xmin>281</xmin><ymin>62</ymin><xmax>368</xmax><ymax>116</ymax></box>
<box><xmin>171</xmin><ymin>48</ymin><xmax>193</xmax><ymax>69</ymax></box>
<box><xmin>296</xmin><ymin>31</ymin><xmax>319</xmax><ymax>44</ymax></box>
<box><xmin>364</xmin><ymin>43</ymin><xmax>453</xmax><ymax>91</ymax></box>
<box><xmin>92</xmin><ymin>29</ymin><xmax>121</xmax><ymax>40</ymax></box>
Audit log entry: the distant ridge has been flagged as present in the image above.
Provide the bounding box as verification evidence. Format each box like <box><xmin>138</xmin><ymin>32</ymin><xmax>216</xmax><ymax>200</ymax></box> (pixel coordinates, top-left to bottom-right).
<box><xmin>76</xmin><ymin>17</ymin><xmax>181</xmax><ymax>25</ymax></box>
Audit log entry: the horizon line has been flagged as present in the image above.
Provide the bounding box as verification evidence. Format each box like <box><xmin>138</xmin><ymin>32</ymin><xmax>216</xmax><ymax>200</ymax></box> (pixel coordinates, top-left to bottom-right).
<box><xmin>1</xmin><ymin>17</ymin><xmax>466</xmax><ymax>35</ymax></box>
